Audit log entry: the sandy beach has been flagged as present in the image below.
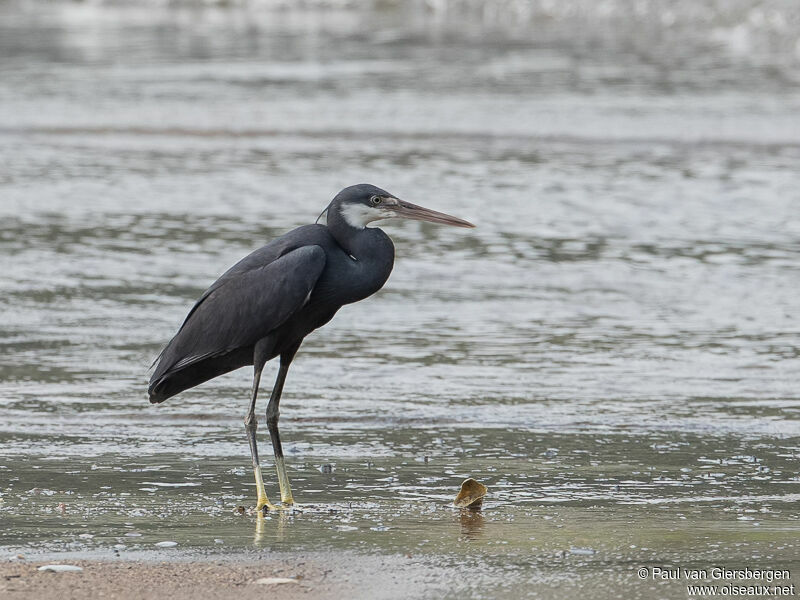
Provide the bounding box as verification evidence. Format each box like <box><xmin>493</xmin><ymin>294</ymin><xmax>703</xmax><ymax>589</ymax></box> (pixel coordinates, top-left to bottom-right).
<box><xmin>1</xmin><ymin>554</ymin><xmax>429</xmax><ymax>600</ymax></box>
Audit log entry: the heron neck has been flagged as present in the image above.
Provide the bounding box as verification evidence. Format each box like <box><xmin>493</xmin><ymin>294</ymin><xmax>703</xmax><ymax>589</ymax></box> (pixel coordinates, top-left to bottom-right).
<box><xmin>326</xmin><ymin>206</ymin><xmax>377</xmax><ymax>256</ymax></box>
<box><xmin>331</xmin><ymin>221</ymin><xmax>394</xmax><ymax>263</ymax></box>
<box><xmin>327</xmin><ymin>209</ymin><xmax>395</xmax><ymax>295</ymax></box>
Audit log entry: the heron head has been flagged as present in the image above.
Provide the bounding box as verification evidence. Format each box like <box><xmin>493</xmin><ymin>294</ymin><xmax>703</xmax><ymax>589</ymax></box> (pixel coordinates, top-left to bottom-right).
<box><xmin>321</xmin><ymin>184</ymin><xmax>475</xmax><ymax>229</ymax></box>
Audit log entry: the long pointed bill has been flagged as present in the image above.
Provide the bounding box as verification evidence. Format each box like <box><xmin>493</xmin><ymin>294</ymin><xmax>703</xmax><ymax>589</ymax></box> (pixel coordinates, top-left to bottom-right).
<box><xmin>391</xmin><ymin>199</ymin><xmax>475</xmax><ymax>228</ymax></box>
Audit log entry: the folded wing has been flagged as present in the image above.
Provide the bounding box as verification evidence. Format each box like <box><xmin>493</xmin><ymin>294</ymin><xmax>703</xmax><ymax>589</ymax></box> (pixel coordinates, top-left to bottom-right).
<box><xmin>148</xmin><ymin>245</ymin><xmax>326</xmax><ymax>402</ymax></box>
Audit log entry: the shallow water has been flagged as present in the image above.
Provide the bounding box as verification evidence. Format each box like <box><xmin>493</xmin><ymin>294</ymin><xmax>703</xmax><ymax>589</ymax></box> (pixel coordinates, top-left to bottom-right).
<box><xmin>1</xmin><ymin>1</ymin><xmax>799</xmax><ymax>598</ymax></box>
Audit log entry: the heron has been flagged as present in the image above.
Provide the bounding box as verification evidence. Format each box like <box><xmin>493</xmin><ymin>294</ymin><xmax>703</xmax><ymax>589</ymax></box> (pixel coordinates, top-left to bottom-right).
<box><xmin>148</xmin><ymin>184</ymin><xmax>474</xmax><ymax>511</ymax></box>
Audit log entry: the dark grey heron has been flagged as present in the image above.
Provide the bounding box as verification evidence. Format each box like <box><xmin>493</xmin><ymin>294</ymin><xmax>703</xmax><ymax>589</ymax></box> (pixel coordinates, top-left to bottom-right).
<box><xmin>148</xmin><ymin>184</ymin><xmax>474</xmax><ymax>511</ymax></box>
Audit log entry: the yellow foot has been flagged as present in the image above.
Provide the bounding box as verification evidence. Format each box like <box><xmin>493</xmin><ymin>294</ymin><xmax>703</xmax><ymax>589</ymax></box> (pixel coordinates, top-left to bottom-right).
<box><xmin>256</xmin><ymin>497</ymin><xmax>281</xmax><ymax>512</ymax></box>
<box><xmin>275</xmin><ymin>456</ymin><xmax>294</xmax><ymax>508</ymax></box>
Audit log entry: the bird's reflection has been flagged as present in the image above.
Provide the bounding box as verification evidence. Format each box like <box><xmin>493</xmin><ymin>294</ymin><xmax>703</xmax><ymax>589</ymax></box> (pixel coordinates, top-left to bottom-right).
<box><xmin>458</xmin><ymin>508</ymin><xmax>485</xmax><ymax>540</ymax></box>
<box><xmin>254</xmin><ymin>510</ymin><xmax>292</xmax><ymax>545</ymax></box>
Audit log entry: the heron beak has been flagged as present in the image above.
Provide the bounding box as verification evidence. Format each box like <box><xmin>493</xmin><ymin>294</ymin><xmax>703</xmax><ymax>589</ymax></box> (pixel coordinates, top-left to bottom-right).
<box><xmin>389</xmin><ymin>198</ymin><xmax>475</xmax><ymax>228</ymax></box>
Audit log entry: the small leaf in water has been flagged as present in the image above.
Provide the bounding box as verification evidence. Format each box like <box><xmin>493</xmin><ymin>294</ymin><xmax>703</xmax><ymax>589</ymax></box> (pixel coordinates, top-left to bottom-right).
<box><xmin>453</xmin><ymin>478</ymin><xmax>488</xmax><ymax>509</ymax></box>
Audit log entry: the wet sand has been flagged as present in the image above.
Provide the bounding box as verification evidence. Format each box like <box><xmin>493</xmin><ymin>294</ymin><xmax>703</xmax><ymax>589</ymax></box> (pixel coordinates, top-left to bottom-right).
<box><xmin>8</xmin><ymin>552</ymin><xmax>794</xmax><ymax>600</ymax></box>
<box><xmin>1</xmin><ymin>554</ymin><xmax>422</xmax><ymax>600</ymax></box>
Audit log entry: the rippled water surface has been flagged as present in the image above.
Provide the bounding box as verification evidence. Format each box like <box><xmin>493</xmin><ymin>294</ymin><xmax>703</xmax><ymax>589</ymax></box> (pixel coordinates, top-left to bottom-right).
<box><xmin>1</xmin><ymin>1</ymin><xmax>799</xmax><ymax>598</ymax></box>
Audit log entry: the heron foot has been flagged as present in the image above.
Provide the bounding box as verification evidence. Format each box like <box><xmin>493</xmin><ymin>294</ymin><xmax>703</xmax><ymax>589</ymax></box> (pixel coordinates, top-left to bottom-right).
<box><xmin>256</xmin><ymin>496</ymin><xmax>281</xmax><ymax>512</ymax></box>
<box><xmin>274</xmin><ymin>455</ymin><xmax>294</xmax><ymax>507</ymax></box>
<box><xmin>258</xmin><ymin>501</ymin><xmax>296</xmax><ymax>515</ymax></box>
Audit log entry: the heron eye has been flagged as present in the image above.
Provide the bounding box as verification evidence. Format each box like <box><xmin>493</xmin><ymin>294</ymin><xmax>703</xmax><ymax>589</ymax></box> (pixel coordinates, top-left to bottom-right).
<box><xmin>370</xmin><ymin>195</ymin><xmax>382</xmax><ymax>206</ymax></box>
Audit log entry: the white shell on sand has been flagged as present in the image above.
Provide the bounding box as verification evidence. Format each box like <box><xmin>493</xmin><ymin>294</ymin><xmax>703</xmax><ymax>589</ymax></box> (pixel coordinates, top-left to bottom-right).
<box><xmin>38</xmin><ymin>565</ymin><xmax>83</xmax><ymax>572</ymax></box>
<box><xmin>254</xmin><ymin>577</ymin><xmax>298</xmax><ymax>585</ymax></box>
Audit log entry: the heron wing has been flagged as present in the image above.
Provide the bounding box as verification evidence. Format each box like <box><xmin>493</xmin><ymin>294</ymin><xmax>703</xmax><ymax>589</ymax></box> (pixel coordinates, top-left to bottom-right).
<box><xmin>175</xmin><ymin>224</ymin><xmax>325</xmax><ymax>332</ymax></box>
<box><xmin>150</xmin><ymin>244</ymin><xmax>326</xmax><ymax>383</ymax></box>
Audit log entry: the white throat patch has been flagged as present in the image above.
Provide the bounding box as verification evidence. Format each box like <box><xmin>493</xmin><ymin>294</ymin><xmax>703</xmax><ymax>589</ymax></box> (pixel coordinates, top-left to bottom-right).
<box><xmin>339</xmin><ymin>203</ymin><xmax>396</xmax><ymax>228</ymax></box>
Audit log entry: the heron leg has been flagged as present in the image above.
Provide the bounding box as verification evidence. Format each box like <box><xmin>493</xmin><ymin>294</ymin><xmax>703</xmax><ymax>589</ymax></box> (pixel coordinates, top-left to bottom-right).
<box><xmin>267</xmin><ymin>344</ymin><xmax>300</xmax><ymax>506</ymax></box>
<box><xmin>246</xmin><ymin>346</ymin><xmax>279</xmax><ymax>513</ymax></box>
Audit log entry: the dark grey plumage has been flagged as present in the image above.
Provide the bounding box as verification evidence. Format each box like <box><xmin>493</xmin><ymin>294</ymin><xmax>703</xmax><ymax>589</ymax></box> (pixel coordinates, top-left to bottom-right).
<box><xmin>149</xmin><ymin>186</ymin><xmax>395</xmax><ymax>403</ymax></box>
<box><xmin>147</xmin><ymin>183</ymin><xmax>473</xmax><ymax>509</ymax></box>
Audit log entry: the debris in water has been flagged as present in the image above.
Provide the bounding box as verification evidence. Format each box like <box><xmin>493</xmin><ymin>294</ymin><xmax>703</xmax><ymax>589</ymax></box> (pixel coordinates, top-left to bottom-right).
<box><xmin>569</xmin><ymin>547</ymin><xmax>596</xmax><ymax>556</ymax></box>
<box><xmin>154</xmin><ymin>541</ymin><xmax>178</xmax><ymax>548</ymax></box>
<box><xmin>453</xmin><ymin>478</ymin><xmax>488</xmax><ymax>509</ymax></box>
<box><xmin>318</xmin><ymin>464</ymin><xmax>334</xmax><ymax>474</ymax></box>
<box><xmin>38</xmin><ymin>565</ymin><xmax>83</xmax><ymax>572</ymax></box>
<box><xmin>254</xmin><ymin>577</ymin><xmax>298</xmax><ymax>585</ymax></box>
